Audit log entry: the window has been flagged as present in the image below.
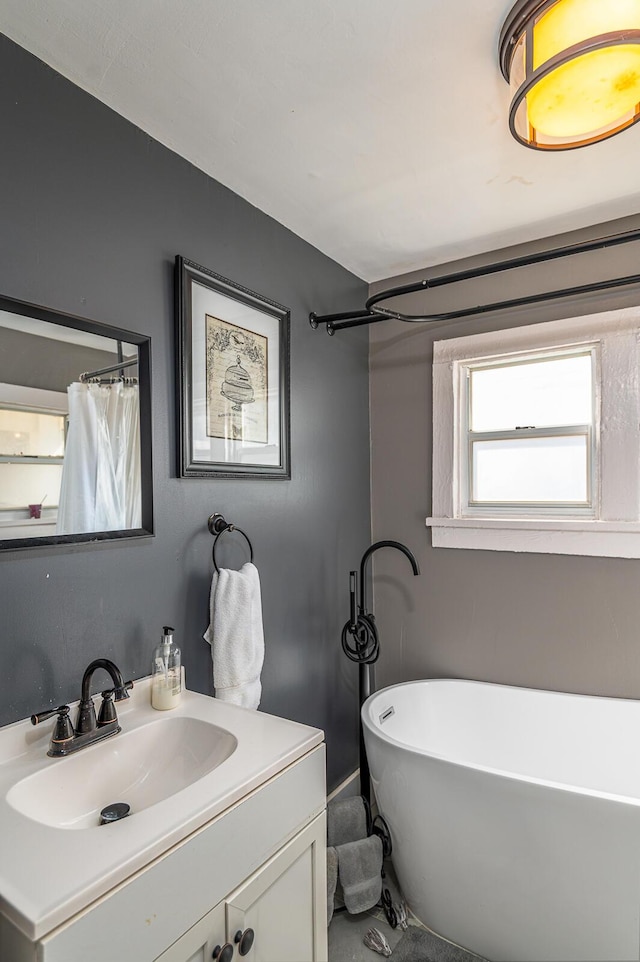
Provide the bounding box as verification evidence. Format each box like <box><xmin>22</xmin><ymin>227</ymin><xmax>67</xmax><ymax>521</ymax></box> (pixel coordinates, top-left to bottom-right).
<box><xmin>462</xmin><ymin>347</ymin><xmax>596</xmax><ymax>515</ymax></box>
<box><xmin>0</xmin><ymin>384</ymin><xmax>67</xmax><ymax>524</ymax></box>
<box><xmin>427</xmin><ymin>308</ymin><xmax>640</xmax><ymax>558</ymax></box>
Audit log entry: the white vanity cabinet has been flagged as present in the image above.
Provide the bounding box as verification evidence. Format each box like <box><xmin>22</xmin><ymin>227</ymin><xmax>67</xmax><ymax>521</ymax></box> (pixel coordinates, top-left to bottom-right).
<box><xmin>0</xmin><ymin>743</ymin><xmax>328</xmax><ymax>962</ymax></box>
<box><xmin>158</xmin><ymin>814</ymin><xmax>326</xmax><ymax>962</ymax></box>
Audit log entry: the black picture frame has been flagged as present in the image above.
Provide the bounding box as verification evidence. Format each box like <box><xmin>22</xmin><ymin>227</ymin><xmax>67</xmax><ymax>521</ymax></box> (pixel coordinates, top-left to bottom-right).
<box><xmin>175</xmin><ymin>256</ymin><xmax>291</xmax><ymax>479</ymax></box>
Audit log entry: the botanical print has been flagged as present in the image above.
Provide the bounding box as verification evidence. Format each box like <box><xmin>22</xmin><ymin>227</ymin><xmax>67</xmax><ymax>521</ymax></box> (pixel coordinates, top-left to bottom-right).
<box><xmin>205</xmin><ymin>315</ymin><xmax>268</xmax><ymax>443</ymax></box>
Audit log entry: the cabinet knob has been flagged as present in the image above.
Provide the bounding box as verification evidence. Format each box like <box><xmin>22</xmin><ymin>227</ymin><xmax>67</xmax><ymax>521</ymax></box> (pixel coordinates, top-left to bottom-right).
<box><xmin>234</xmin><ymin>928</ymin><xmax>255</xmax><ymax>956</ymax></box>
<box><xmin>212</xmin><ymin>942</ymin><xmax>234</xmax><ymax>962</ymax></box>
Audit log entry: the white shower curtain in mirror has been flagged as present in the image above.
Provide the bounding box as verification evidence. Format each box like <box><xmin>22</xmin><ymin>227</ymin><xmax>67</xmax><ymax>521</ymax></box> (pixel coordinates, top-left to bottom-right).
<box><xmin>56</xmin><ymin>381</ymin><xmax>141</xmax><ymax>534</ymax></box>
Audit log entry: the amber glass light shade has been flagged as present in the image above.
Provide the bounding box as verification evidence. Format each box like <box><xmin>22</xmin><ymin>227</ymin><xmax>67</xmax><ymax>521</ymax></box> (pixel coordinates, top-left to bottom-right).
<box><xmin>499</xmin><ymin>0</ymin><xmax>640</xmax><ymax>149</ymax></box>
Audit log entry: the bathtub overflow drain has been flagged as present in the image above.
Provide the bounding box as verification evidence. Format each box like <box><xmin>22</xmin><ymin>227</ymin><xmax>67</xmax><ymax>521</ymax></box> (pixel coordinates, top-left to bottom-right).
<box><xmin>100</xmin><ymin>802</ymin><xmax>131</xmax><ymax>825</ymax></box>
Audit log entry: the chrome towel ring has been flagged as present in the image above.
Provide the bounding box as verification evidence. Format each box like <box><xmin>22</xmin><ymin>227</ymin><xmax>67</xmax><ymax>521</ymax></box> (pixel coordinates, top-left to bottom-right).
<box><xmin>208</xmin><ymin>513</ymin><xmax>254</xmax><ymax>572</ymax></box>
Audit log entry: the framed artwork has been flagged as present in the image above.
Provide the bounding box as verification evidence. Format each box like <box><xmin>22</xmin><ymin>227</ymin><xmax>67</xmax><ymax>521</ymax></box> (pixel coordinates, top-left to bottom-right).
<box><xmin>175</xmin><ymin>256</ymin><xmax>290</xmax><ymax>479</ymax></box>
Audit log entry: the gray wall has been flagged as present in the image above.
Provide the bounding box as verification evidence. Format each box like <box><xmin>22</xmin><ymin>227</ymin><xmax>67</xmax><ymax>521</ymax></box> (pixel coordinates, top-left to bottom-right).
<box><xmin>0</xmin><ymin>328</ymin><xmax>118</xmax><ymax>392</ymax></box>
<box><xmin>0</xmin><ymin>36</ymin><xmax>370</xmax><ymax>792</ymax></box>
<box><xmin>370</xmin><ymin>215</ymin><xmax>640</xmax><ymax>700</ymax></box>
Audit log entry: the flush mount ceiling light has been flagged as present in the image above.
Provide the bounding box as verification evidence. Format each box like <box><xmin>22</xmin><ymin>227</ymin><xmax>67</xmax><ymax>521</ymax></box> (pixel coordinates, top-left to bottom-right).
<box><xmin>499</xmin><ymin>0</ymin><xmax>640</xmax><ymax>149</ymax></box>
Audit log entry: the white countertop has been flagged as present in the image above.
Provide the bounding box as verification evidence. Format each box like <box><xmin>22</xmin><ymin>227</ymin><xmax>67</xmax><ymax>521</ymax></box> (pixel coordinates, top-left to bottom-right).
<box><xmin>0</xmin><ymin>680</ymin><xmax>323</xmax><ymax>941</ymax></box>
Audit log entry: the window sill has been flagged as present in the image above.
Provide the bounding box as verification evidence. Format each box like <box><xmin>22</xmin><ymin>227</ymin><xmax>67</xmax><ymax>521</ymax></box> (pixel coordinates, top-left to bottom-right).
<box><xmin>426</xmin><ymin>517</ymin><xmax>640</xmax><ymax>558</ymax></box>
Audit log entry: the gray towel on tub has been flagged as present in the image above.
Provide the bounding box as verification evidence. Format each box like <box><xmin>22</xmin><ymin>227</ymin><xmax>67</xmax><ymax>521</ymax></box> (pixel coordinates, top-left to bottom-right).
<box><xmin>327</xmin><ymin>795</ymin><xmax>368</xmax><ymax>846</ymax></box>
<box><xmin>337</xmin><ymin>834</ymin><xmax>383</xmax><ymax>914</ymax></box>
<box><xmin>326</xmin><ymin>846</ymin><xmax>338</xmax><ymax>925</ymax></box>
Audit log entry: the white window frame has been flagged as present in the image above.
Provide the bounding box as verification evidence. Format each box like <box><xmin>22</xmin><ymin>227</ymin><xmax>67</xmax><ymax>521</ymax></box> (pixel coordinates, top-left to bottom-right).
<box><xmin>426</xmin><ymin>307</ymin><xmax>640</xmax><ymax>558</ymax></box>
<box><xmin>460</xmin><ymin>344</ymin><xmax>599</xmax><ymax>518</ymax></box>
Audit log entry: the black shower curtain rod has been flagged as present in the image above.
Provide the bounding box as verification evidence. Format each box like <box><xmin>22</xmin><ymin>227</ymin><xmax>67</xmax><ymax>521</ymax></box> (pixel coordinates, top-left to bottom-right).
<box><xmin>309</xmin><ymin>226</ymin><xmax>640</xmax><ymax>335</ymax></box>
<box><xmin>80</xmin><ymin>356</ymin><xmax>137</xmax><ymax>381</ymax></box>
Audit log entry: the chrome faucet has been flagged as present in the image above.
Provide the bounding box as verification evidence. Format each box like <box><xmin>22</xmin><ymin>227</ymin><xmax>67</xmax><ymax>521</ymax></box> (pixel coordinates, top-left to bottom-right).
<box><xmin>31</xmin><ymin>659</ymin><xmax>133</xmax><ymax>757</ymax></box>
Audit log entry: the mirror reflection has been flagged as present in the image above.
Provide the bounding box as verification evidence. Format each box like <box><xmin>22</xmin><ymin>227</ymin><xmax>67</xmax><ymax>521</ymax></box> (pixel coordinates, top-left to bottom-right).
<box><xmin>0</xmin><ymin>298</ymin><xmax>153</xmax><ymax>548</ymax></box>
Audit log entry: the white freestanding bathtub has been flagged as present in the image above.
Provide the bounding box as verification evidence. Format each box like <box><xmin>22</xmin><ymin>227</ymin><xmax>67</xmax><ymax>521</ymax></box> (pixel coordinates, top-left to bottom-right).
<box><xmin>362</xmin><ymin>679</ymin><xmax>640</xmax><ymax>962</ymax></box>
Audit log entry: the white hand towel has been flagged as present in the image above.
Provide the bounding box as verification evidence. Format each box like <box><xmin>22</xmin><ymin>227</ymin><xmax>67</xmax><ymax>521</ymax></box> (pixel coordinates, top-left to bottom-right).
<box><xmin>203</xmin><ymin>562</ymin><xmax>264</xmax><ymax>709</ymax></box>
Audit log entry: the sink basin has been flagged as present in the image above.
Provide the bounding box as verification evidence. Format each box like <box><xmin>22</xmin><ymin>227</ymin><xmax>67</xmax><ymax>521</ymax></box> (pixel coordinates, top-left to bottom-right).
<box><xmin>6</xmin><ymin>716</ymin><xmax>238</xmax><ymax>829</ymax></box>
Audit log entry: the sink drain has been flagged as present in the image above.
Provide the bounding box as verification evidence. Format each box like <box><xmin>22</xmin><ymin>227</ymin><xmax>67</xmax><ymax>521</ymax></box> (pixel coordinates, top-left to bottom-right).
<box><xmin>100</xmin><ymin>802</ymin><xmax>131</xmax><ymax>825</ymax></box>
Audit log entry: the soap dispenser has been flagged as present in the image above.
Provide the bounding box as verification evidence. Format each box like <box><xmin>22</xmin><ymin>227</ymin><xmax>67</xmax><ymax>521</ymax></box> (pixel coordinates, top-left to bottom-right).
<box><xmin>151</xmin><ymin>626</ymin><xmax>182</xmax><ymax>710</ymax></box>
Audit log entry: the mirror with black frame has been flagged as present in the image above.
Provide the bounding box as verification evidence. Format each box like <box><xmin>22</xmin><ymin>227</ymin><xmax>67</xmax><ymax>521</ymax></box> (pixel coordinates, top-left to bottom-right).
<box><xmin>0</xmin><ymin>294</ymin><xmax>153</xmax><ymax>550</ymax></box>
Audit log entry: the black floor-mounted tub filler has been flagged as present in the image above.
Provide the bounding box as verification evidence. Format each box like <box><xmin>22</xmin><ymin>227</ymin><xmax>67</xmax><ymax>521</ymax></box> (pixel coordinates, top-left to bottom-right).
<box><xmin>341</xmin><ymin>541</ymin><xmax>420</xmax><ymax>805</ymax></box>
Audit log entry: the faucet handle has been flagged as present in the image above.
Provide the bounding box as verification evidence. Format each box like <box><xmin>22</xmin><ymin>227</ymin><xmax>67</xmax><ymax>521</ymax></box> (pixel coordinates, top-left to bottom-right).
<box><xmin>98</xmin><ymin>680</ymin><xmax>133</xmax><ymax>725</ymax></box>
<box><xmin>113</xmin><ymin>679</ymin><xmax>134</xmax><ymax>702</ymax></box>
<box><xmin>98</xmin><ymin>690</ymin><xmax>117</xmax><ymax>726</ymax></box>
<box><xmin>31</xmin><ymin>705</ymin><xmax>74</xmax><ymax>753</ymax></box>
<box><xmin>31</xmin><ymin>705</ymin><xmax>70</xmax><ymax>726</ymax></box>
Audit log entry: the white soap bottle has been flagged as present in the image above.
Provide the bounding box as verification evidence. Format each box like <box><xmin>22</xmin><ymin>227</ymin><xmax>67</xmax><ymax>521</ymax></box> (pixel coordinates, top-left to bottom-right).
<box><xmin>151</xmin><ymin>626</ymin><xmax>182</xmax><ymax>710</ymax></box>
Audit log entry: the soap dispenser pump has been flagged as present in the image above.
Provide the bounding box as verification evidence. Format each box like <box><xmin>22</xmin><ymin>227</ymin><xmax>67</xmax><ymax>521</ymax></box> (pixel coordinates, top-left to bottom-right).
<box><xmin>151</xmin><ymin>626</ymin><xmax>182</xmax><ymax>710</ymax></box>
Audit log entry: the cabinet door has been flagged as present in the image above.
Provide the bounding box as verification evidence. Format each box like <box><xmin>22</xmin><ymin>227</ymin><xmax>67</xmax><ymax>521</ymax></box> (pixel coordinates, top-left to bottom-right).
<box><xmin>155</xmin><ymin>901</ymin><xmax>226</xmax><ymax>962</ymax></box>
<box><xmin>225</xmin><ymin>813</ymin><xmax>327</xmax><ymax>962</ymax></box>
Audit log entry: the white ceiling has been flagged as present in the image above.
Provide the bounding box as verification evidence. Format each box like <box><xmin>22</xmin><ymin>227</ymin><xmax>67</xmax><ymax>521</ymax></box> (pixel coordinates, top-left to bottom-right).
<box><xmin>2</xmin><ymin>0</ymin><xmax>640</xmax><ymax>282</ymax></box>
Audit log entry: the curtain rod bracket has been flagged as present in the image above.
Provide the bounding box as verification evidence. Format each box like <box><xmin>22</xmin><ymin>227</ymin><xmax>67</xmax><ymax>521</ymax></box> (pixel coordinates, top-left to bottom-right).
<box><xmin>309</xmin><ymin>312</ymin><xmax>336</xmax><ymax>335</ymax></box>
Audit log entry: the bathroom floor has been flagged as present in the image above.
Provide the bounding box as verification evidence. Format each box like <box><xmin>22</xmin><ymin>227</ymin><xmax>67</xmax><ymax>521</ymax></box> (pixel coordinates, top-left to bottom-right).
<box><xmin>328</xmin><ymin>862</ymin><xmax>413</xmax><ymax>962</ymax></box>
<box><xmin>328</xmin><ymin>861</ymin><xmax>485</xmax><ymax>962</ymax></box>
<box><xmin>329</xmin><ymin>909</ymin><xmax>406</xmax><ymax>961</ymax></box>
